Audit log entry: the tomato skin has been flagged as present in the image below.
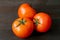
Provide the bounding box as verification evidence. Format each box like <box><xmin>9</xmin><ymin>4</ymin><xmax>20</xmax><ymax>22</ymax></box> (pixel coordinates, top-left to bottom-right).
<box><xmin>12</xmin><ymin>18</ymin><xmax>34</xmax><ymax>38</ymax></box>
<box><xmin>33</xmin><ymin>12</ymin><xmax>52</xmax><ymax>32</ymax></box>
<box><xmin>18</xmin><ymin>3</ymin><xmax>36</xmax><ymax>19</ymax></box>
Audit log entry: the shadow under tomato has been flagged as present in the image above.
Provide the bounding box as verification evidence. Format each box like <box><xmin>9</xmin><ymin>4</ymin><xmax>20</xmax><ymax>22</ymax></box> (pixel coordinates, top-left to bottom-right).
<box><xmin>30</xmin><ymin>30</ymin><xmax>47</xmax><ymax>37</ymax></box>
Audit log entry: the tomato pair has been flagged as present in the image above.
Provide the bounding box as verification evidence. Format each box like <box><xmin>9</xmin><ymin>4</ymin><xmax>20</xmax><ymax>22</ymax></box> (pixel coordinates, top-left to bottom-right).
<box><xmin>12</xmin><ymin>3</ymin><xmax>52</xmax><ymax>38</ymax></box>
<box><xmin>12</xmin><ymin>3</ymin><xmax>36</xmax><ymax>38</ymax></box>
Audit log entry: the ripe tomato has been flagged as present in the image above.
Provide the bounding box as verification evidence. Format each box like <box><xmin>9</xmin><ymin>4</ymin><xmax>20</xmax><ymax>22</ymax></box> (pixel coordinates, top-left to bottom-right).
<box><xmin>12</xmin><ymin>18</ymin><xmax>34</xmax><ymax>38</ymax></box>
<box><xmin>33</xmin><ymin>12</ymin><xmax>52</xmax><ymax>32</ymax></box>
<box><xmin>18</xmin><ymin>3</ymin><xmax>36</xmax><ymax>19</ymax></box>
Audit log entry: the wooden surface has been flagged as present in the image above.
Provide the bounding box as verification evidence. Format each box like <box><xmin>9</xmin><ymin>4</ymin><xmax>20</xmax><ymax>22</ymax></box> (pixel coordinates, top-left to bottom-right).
<box><xmin>0</xmin><ymin>0</ymin><xmax>60</xmax><ymax>40</ymax></box>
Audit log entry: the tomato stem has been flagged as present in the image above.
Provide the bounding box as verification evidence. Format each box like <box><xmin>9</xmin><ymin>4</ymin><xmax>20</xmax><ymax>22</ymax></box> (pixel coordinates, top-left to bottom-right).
<box><xmin>21</xmin><ymin>19</ymin><xmax>25</xmax><ymax>25</ymax></box>
<box><xmin>16</xmin><ymin>23</ymin><xmax>21</xmax><ymax>27</ymax></box>
<box><xmin>34</xmin><ymin>19</ymin><xmax>40</xmax><ymax>26</ymax></box>
<box><xmin>16</xmin><ymin>19</ymin><xmax>26</xmax><ymax>27</ymax></box>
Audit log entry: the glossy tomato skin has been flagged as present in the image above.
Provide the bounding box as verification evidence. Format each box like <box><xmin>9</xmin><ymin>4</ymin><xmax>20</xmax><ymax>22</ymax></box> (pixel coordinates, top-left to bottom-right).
<box><xmin>33</xmin><ymin>12</ymin><xmax>52</xmax><ymax>32</ymax></box>
<box><xmin>12</xmin><ymin>18</ymin><xmax>34</xmax><ymax>38</ymax></box>
<box><xmin>18</xmin><ymin>3</ymin><xmax>36</xmax><ymax>19</ymax></box>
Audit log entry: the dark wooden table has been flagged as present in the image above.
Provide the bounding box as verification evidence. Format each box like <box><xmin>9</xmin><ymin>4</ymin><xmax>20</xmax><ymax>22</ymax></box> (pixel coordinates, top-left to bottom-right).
<box><xmin>0</xmin><ymin>0</ymin><xmax>60</xmax><ymax>40</ymax></box>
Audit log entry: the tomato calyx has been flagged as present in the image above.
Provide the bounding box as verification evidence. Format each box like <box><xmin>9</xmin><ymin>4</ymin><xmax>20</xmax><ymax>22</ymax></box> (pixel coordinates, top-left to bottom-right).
<box><xmin>16</xmin><ymin>19</ymin><xmax>26</xmax><ymax>27</ymax></box>
<box><xmin>33</xmin><ymin>19</ymin><xmax>40</xmax><ymax>26</ymax></box>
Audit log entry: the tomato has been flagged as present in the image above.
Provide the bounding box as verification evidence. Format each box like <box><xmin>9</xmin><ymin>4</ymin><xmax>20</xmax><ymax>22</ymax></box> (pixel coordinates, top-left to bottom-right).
<box><xmin>12</xmin><ymin>18</ymin><xmax>34</xmax><ymax>38</ymax></box>
<box><xmin>18</xmin><ymin>3</ymin><xmax>36</xmax><ymax>19</ymax></box>
<box><xmin>33</xmin><ymin>12</ymin><xmax>52</xmax><ymax>32</ymax></box>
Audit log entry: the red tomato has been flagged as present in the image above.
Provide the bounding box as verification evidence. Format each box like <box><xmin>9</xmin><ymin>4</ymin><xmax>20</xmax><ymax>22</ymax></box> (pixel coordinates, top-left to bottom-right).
<box><xmin>33</xmin><ymin>12</ymin><xmax>52</xmax><ymax>32</ymax></box>
<box><xmin>18</xmin><ymin>3</ymin><xmax>36</xmax><ymax>19</ymax></box>
<box><xmin>12</xmin><ymin>18</ymin><xmax>34</xmax><ymax>38</ymax></box>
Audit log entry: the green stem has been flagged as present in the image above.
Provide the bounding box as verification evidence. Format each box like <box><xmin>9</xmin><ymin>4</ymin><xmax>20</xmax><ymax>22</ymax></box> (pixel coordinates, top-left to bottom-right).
<box><xmin>16</xmin><ymin>19</ymin><xmax>26</xmax><ymax>27</ymax></box>
<box><xmin>16</xmin><ymin>23</ymin><xmax>21</xmax><ymax>27</ymax></box>
<box><xmin>34</xmin><ymin>18</ymin><xmax>40</xmax><ymax>26</ymax></box>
